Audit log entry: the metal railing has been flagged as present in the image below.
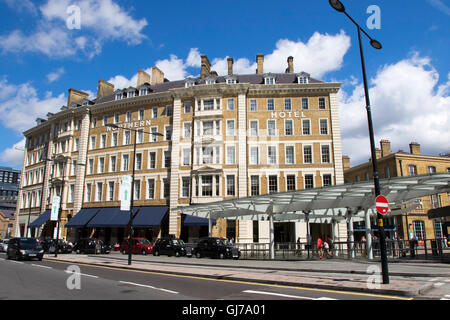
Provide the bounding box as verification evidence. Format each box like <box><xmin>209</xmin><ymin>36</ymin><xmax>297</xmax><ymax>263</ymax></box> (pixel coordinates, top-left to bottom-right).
<box><xmin>188</xmin><ymin>239</ymin><xmax>450</xmax><ymax>261</ymax></box>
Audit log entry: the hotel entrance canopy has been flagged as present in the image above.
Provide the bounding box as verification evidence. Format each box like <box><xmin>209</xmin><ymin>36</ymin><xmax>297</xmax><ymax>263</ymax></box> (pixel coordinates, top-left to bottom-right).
<box><xmin>176</xmin><ymin>173</ymin><xmax>450</xmax><ymax>223</ymax></box>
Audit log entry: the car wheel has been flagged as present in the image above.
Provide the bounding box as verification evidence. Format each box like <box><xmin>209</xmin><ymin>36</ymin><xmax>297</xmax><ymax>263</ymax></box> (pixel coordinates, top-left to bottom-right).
<box><xmin>121</xmin><ymin>250</ymin><xmax>127</xmax><ymax>255</ymax></box>
<box><xmin>76</xmin><ymin>249</ymin><xmax>81</xmax><ymax>254</ymax></box>
<box><xmin>196</xmin><ymin>252</ymin><xmax>201</xmax><ymax>259</ymax></box>
<box><xmin>142</xmin><ymin>250</ymin><xmax>147</xmax><ymax>255</ymax></box>
<box><xmin>175</xmin><ymin>251</ymin><xmax>180</xmax><ymax>257</ymax></box>
<box><xmin>219</xmin><ymin>253</ymin><xmax>225</xmax><ymax>259</ymax></box>
<box><xmin>153</xmin><ymin>250</ymin><xmax>159</xmax><ymax>256</ymax></box>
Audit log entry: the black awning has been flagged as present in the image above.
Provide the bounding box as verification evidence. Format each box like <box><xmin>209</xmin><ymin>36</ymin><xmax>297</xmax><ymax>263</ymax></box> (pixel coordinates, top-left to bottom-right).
<box><xmin>86</xmin><ymin>207</ymin><xmax>136</xmax><ymax>228</ymax></box>
<box><xmin>428</xmin><ymin>206</ymin><xmax>450</xmax><ymax>219</ymax></box>
<box><xmin>28</xmin><ymin>210</ymin><xmax>51</xmax><ymax>228</ymax></box>
<box><xmin>65</xmin><ymin>208</ymin><xmax>101</xmax><ymax>228</ymax></box>
<box><xmin>183</xmin><ymin>215</ymin><xmax>216</xmax><ymax>227</ymax></box>
<box><xmin>132</xmin><ymin>206</ymin><xmax>168</xmax><ymax>228</ymax></box>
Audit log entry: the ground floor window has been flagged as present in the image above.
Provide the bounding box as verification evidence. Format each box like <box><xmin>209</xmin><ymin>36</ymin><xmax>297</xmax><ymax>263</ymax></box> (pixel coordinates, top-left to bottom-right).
<box><xmin>434</xmin><ymin>220</ymin><xmax>443</xmax><ymax>239</ymax></box>
<box><xmin>413</xmin><ymin>220</ymin><xmax>426</xmax><ymax>240</ymax></box>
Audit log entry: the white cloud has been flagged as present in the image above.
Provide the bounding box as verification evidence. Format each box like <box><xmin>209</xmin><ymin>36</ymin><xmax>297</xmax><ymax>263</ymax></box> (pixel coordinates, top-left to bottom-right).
<box><xmin>46</xmin><ymin>67</ymin><xmax>65</xmax><ymax>83</ymax></box>
<box><xmin>108</xmin><ymin>31</ymin><xmax>351</xmax><ymax>87</ymax></box>
<box><xmin>0</xmin><ymin>78</ymin><xmax>66</xmax><ymax>133</ymax></box>
<box><xmin>211</xmin><ymin>30</ymin><xmax>351</xmax><ymax>78</ymax></box>
<box><xmin>339</xmin><ymin>52</ymin><xmax>450</xmax><ymax>166</ymax></box>
<box><xmin>0</xmin><ymin>0</ymin><xmax>148</xmax><ymax>59</ymax></box>
<box><xmin>0</xmin><ymin>138</ymin><xmax>26</xmax><ymax>168</ymax></box>
<box><xmin>3</xmin><ymin>0</ymin><xmax>37</xmax><ymax>15</ymax></box>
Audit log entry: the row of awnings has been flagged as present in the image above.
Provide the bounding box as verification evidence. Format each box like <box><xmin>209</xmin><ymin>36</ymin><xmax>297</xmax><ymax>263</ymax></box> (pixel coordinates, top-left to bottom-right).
<box><xmin>28</xmin><ymin>207</ymin><xmax>215</xmax><ymax>229</ymax></box>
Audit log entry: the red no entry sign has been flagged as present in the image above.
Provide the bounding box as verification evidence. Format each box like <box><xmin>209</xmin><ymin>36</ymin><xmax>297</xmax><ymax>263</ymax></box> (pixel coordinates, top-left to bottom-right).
<box><xmin>375</xmin><ymin>195</ymin><xmax>390</xmax><ymax>215</ymax></box>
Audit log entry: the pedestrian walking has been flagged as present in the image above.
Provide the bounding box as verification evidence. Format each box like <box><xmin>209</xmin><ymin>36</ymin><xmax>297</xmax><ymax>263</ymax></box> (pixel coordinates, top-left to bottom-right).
<box><xmin>323</xmin><ymin>240</ymin><xmax>332</xmax><ymax>258</ymax></box>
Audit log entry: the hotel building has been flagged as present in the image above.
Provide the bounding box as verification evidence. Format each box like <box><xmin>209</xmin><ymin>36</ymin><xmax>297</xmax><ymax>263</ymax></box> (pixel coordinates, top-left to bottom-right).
<box><xmin>14</xmin><ymin>54</ymin><xmax>346</xmax><ymax>244</ymax></box>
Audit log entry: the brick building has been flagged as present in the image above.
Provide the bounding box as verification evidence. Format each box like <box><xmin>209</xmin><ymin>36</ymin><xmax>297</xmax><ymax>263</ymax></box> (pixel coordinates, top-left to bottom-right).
<box><xmin>343</xmin><ymin>140</ymin><xmax>450</xmax><ymax>241</ymax></box>
<box><xmin>14</xmin><ymin>54</ymin><xmax>346</xmax><ymax>245</ymax></box>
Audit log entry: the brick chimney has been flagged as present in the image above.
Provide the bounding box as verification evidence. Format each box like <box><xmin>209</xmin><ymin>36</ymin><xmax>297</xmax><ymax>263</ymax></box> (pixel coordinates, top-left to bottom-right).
<box><xmin>201</xmin><ymin>55</ymin><xmax>211</xmax><ymax>79</ymax></box>
<box><xmin>97</xmin><ymin>80</ymin><xmax>114</xmax><ymax>99</ymax></box>
<box><xmin>285</xmin><ymin>56</ymin><xmax>294</xmax><ymax>73</ymax></box>
<box><xmin>342</xmin><ymin>155</ymin><xmax>351</xmax><ymax>171</ymax></box>
<box><xmin>151</xmin><ymin>66</ymin><xmax>164</xmax><ymax>85</ymax></box>
<box><xmin>227</xmin><ymin>57</ymin><xmax>234</xmax><ymax>75</ymax></box>
<box><xmin>380</xmin><ymin>140</ymin><xmax>391</xmax><ymax>157</ymax></box>
<box><xmin>68</xmin><ymin>88</ymin><xmax>89</xmax><ymax>107</ymax></box>
<box><xmin>376</xmin><ymin>148</ymin><xmax>382</xmax><ymax>159</ymax></box>
<box><xmin>256</xmin><ymin>54</ymin><xmax>264</xmax><ymax>74</ymax></box>
<box><xmin>409</xmin><ymin>142</ymin><xmax>421</xmax><ymax>155</ymax></box>
<box><xmin>137</xmin><ymin>69</ymin><xmax>150</xmax><ymax>87</ymax></box>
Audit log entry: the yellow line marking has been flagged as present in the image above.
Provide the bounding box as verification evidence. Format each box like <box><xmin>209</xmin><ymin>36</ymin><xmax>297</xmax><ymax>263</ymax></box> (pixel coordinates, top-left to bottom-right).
<box><xmin>44</xmin><ymin>258</ymin><xmax>413</xmax><ymax>300</ymax></box>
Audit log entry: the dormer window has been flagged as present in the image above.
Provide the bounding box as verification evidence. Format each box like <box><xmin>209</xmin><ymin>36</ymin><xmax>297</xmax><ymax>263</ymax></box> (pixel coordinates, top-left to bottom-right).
<box><xmin>264</xmin><ymin>76</ymin><xmax>275</xmax><ymax>85</ymax></box>
<box><xmin>115</xmin><ymin>92</ymin><xmax>123</xmax><ymax>100</ymax></box>
<box><xmin>140</xmin><ymin>88</ymin><xmax>148</xmax><ymax>96</ymax></box>
<box><xmin>82</xmin><ymin>99</ymin><xmax>89</xmax><ymax>106</ymax></box>
<box><xmin>128</xmin><ymin>90</ymin><xmax>136</xmax><ymax>98</ymax></box>
<box><xmin>185</xmin><ymin>80</ymin><xmax>196</xmax><ymax>88</ymax></box>
<box><xmin>298</xmin><ymin>76</ymin><xmax>309</xmax><ymax>84</ymax></box>
<box><xmin>226</xmin><ymin>77</ymin><xmax>237</xmax><ymax>84</ymax></box>
<box><xmin>205</xmin><ymin>78</ymin><xmax>216</xmax><ymax>85</ymax></box>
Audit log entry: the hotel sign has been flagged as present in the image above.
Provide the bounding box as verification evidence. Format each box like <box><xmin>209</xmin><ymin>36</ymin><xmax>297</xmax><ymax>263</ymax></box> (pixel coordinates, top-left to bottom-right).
<box><xmin>270</xmin><ymin>111</ymin><xmax>306</xmax><ymax>119</ymax></box>
<box><xmin>106</xmin><ymin>120</ymin><xmax>152</xmax><ymax>131</ymax></box>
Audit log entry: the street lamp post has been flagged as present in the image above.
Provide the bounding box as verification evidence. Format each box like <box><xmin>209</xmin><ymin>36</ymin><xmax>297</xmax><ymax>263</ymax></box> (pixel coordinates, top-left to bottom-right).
<box><xmin>329</xmin><ymin>0</ymin><xmax>389</xmax><ymax>284</ymax></box>
<box><xmin>53</xmin><ymin>155</ymin><xmax>69</xmax><ymax>258</ymax></box>
<box><xmin>106</xmin><ymin>124</ymin><xmax>163</xmax><ymax>265</ymax></box>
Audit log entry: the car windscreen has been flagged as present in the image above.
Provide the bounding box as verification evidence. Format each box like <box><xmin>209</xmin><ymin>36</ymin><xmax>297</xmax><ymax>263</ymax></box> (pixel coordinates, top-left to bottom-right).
<box><xmin>139</xmin><ymin>239</ymin><xmax>151</xmax><ymax>245</ymax></box>
<box><xmin>18</xmin><ymin>239</ymin><xmax>41</xmax><ymax>249</ymax></box>
<box><xmin>172</xmin><ymin>239</ymin><xmax>184</xmax><ymax>246</ymax></box>
<box><xmin>219</xmin><ymin>239</ymin><xmax>230</xmax><ymax>246</ymax></box>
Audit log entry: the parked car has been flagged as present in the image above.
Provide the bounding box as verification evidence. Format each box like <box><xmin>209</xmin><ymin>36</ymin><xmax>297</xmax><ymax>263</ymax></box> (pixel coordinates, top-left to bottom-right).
<box><xmin>193</xmin><ymin>237</ymin><xmax>240</xmax><ymax>260</ymax></box>
<box><xmin>120</xmin><ymin>238</ymin><xmax>153</xmax><ymax>255</ymax></box>
<box><xmin>0</xmin><ymin>239</ymin><xmax>9</xmax><ymax>252</ymax></box>
<box><xmin>152</xmin><ymin>237</ymin><xmax>186</xmax><ymax>257</ymax></box>
<box><xmin>6</xmin><ymin>238</ymin><xmax>44</xmax><ymax>261</ymax></box>
<box><xmin>40</xmin><ymin>239</ymin><xmax>73</xmax><ymax>254</ymax></box>
<box><xmin>73</xmin><ymin>238</ymin><xmax>111</xmax><ymax>254</ymax></box>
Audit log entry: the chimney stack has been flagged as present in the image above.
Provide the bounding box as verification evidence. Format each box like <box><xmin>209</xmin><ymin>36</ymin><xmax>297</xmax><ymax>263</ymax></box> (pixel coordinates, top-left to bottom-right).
<box><xmin>286</xmin><ymin>56</ymin><xmax>294</xmax><ymax>73</ymax></box>
<box><xmin>256</xmin><ymin>54</ymin><xmax>264</xmax><ymax>74</ymax></box>
<box><xmin>201</xmin><ymin>55</ymin><xmax>211</xmax><ymax>79</ymax></box>
<box><xmin>97</xmin><ymin>80</ymin><xmax>114</xmax><ymax>99</ymax></box>
<box><xmin>227</xmin><ymin>57</ymin><xmax>234</xmax><ymax>75</ymax></box>
<box><xmin>68</xmin><ymin>88</ymin><xmax>89</xmax><ymax>107</ymax></box>
<box><xmin>376</xmin><ymin>148</ymin><xmax>382</xmax><ymax>159</ymax></box>
<box><xmin>342</xmin><ymin>155</ymin><xmax>351</xmax><ymax>171</ymax></box>
<box><xmin>380</xmin><ymin>139</ymin><xmax>392</xmax><ymax>157</ymax></box>
<box><xmin>409</xmin><ymin>142</ymin><xmax>421</xmax><ymax>155</ymax></box>
<box><xmin>137</xmin><ymin>69</ymin><xmax>150</xmax><ymax>87</ymax></box>
<box><xmin>151</xmin><ymin>66</ymin><xmax>165</xmax><ymax>85</ymax></box>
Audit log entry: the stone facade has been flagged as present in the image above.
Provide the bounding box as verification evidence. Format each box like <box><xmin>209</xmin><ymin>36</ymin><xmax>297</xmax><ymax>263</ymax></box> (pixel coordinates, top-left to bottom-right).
<box><xmin>14</xmin><ymin>54</ymin><xmax>345</xmax><ymax>244</ymax></box>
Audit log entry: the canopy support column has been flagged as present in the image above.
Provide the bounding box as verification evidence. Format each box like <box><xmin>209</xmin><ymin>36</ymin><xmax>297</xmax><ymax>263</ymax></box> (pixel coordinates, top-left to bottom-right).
<box><xmin>208</xmin><ymin>212</ymin><xmax>212</xmax><ymax>237</ymax></box>
<box><xmin>348</xmin><ymin>212</ymin><xmax>355</xmax><ymax>259</ymax></box>
<box><xmin>269</xmin><ymin>214</ymin><xmax>274</xmax><ymax>260</ymax></box>
<box><xmin>365</xmin><ymin>209</ymin><xmax>373</xmax><ymax>260</ymax></box>
<box><xmin>332</xmin><ymin>218</ymin><xmax>338</xmax><ymax>257</ymax></box>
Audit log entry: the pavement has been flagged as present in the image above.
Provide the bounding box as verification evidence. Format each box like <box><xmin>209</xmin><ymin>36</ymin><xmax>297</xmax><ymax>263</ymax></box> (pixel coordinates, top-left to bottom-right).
<box><xmin>43</xmin><ymin>252</ymin><xmax>450</xmax><ymax>298</ymax></box>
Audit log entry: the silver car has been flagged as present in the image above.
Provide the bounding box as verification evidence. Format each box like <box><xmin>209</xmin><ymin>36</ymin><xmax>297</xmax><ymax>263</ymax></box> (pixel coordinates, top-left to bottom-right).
<box><xmin>0</xmin><ymin>239</ymin><xmax>9</xmax><ymax>252</ymax></box>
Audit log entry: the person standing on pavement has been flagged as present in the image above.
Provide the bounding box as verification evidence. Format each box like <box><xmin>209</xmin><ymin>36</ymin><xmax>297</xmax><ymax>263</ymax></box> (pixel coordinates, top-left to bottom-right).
<box><xmin>317</xmin><ymin>236</ymin><xmax>324</xmax><ymax>259</ymax></box>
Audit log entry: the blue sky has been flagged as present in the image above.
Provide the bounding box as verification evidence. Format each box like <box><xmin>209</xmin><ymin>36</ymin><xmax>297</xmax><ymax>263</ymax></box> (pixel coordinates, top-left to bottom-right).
<box><xmin>0</xmin><ymin>0</ymin><xmax>449</xmax><ymax>169</ymax></box>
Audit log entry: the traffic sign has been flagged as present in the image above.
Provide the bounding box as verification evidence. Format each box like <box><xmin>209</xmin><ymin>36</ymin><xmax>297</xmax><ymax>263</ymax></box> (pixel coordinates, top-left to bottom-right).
<box><xmin>375</xmin><ymin>195</ymin><xmax>389</xmax><ymax>215</ymax></box>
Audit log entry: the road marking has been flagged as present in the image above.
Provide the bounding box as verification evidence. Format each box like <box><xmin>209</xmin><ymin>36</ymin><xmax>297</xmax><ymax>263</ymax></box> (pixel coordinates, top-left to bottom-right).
<box><xmin>31</xmin><ymin>264</ymin><xmax>52</xmax><ymax>269</ymax></box>
<box><xmin>119</xmin><ymin>281</ymin><xmax>178</xmax><ymax>294</ymax></box>
<box><xmin>429</xmin><ymin>278</ymin><xmax>439</xmax><ymax>282</ymax></box>
<box><xmin>64</xmin><ymin>270</ymin><xmax>98</xmax><ymax>279</ymax></box>
<box><xmin>445</xmin><ymin>295</ymin><xmax>450</xmax><ymax>298</ymax></box>
<box><xmin>433</xmin><ymin>282</ymin><xmax>444</xmax><ymax>287</ymax></box>
<box><xmin>243</xmin><ymin>290</ymin><xmax>338</xmax><ymax>300</ymax></box>
<box><xmin>46</xmin><ymin>259</ymin><xmax>411</xmax><ymax>300</ymax></box>
<box><xmin>9</xmin><ymin>260</ymin><xmax>24</xmax><ymax>264</ymax></box>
